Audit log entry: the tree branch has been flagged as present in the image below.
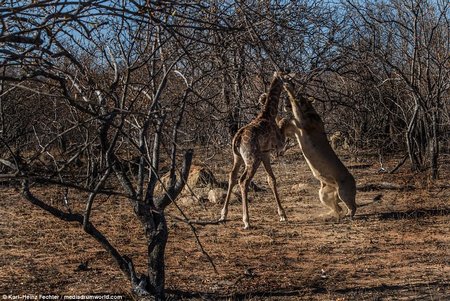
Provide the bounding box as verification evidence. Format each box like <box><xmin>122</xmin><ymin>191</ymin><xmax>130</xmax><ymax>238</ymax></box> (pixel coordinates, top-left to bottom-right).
<box><xmin>21</xmin><ymin>179</ymin><xmax>132</xmax><ymax>280</ymax></box>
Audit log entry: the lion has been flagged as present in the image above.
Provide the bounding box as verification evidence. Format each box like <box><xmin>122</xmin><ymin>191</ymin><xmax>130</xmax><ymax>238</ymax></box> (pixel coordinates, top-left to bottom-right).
<box><xmin>283</xmin><ymin>82</ymin><xmax>357</xmax><ymax>220</ymax></box>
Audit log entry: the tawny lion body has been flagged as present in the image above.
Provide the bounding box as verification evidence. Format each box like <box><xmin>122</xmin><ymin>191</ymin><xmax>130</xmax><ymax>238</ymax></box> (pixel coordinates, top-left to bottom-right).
<box><xmin>284</xmin><ymin>82</ymin><xmax>357</xmax><ymax>219</ymax></box>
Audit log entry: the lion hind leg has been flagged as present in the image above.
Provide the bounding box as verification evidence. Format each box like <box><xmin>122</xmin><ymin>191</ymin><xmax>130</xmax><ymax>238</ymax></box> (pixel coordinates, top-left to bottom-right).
<box><xmin>337</xmin><ymin>181</ymin><xmax>357</xmax><ymax>218</ymax></box>
<box><xmin>319</xmin><ymin>183</ymin><xmax>342</xmax><ymax>220</ymax></box>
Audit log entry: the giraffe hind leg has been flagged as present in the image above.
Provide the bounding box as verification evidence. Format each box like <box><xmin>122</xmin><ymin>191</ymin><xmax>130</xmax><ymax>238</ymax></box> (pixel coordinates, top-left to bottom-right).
<box><xmin>239</xmin><ymin>159</ymin><xmax>260</xmax><ymax>229</ymax></box>
<box><xmin>220</xmin><ymin>153</ymin><xmax>243</xmax><ymax>222</ymax></box>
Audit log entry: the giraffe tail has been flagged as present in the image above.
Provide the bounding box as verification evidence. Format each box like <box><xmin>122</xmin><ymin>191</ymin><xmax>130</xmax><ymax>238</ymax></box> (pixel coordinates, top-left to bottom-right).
<box><xmin>231</xmin><ymin>129</ymin><xmax>244</xmax><ymax>156</ymax></box>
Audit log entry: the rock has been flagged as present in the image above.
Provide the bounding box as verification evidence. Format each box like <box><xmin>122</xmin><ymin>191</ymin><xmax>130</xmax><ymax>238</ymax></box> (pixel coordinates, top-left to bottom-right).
<box><xmin>186</xmin><ymin>165</ymin><xmax>219</xmax><ymax>188</ymax></box>
<box><xmin>157</xmin><ymin>164</ymin><xmax>220</xmax><ymax>194</ymax></box>
<box><xmin>177</xmin><ymin>196</ymin><xmax>197</xmax><ymax>206</ymax></box>
<box><xmin>208</xmin><ymin>188</ymin><xmax>242</xmax><ymax>204</ymax></box>
<box><xmin>208</xmin><ymin>188</ymin><xmax>226</xmax><ymax>204</ymax></box>
<box><xmin>292</xmin><ymin>183</ymin><xmax>309</xmax><ymax>192</ymax></box>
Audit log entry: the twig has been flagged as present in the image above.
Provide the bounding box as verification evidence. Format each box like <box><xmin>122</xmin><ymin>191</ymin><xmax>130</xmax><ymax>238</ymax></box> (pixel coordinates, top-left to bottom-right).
<box><xmin>170</xmin><ymin>200</ymin><xmax>219</xmax><ymax>274</ymax></box>
<box><xmin>174</xmin><ymin>70</ymin><xmax>190</xmax><ymax>88</ymax></box>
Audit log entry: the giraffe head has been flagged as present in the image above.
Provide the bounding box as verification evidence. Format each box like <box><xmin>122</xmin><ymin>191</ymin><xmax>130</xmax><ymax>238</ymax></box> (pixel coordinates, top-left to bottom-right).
<box><xmin>258</xmin><ymin>71</ymin><xmax>297</xmax><ymax>121</ymax></box>
<box><xmin>273</xmin><ymin>70</ymin><xmax>296</xmax><ymax>78</ymax></box>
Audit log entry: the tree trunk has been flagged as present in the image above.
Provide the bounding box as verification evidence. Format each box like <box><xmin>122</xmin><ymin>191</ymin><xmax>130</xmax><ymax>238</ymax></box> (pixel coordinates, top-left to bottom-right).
<box><xmin>430</xmin><ymin>110</ymin><xmax>439</xmax><ymax>179</ymax></box>
<box><xmin>147</xmin><ymin>211</ymin><xmax>168</xmax><ymax>300</ymax></box>
<box><xmin>223</xmin><ymin>71</ymin><xmax>238</xmax><ymax>139</ymax></box>
<box><xmin>406</xmin><ymin>103</ymin><xmax>420</xmax><ymax>171</ymax></box>
<box><xmin>144</xmin><ymin>149</ymin><xmax>193</xmax><ymax>299</ymax></box>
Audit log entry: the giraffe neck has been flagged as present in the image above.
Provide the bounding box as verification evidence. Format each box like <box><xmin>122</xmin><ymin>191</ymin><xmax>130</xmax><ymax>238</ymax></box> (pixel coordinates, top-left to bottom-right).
<box><xmin>261</xmin><ymin>75</ymin><xmax>282</xmax><ymax>121</ymax></box>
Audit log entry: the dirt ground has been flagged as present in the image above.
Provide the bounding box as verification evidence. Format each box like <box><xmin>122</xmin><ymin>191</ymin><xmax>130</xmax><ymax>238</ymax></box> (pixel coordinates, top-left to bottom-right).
<box><xmin>1</xmin><ymin>147</ymin><xmax>449</xmax><ymax>300</ymax></box>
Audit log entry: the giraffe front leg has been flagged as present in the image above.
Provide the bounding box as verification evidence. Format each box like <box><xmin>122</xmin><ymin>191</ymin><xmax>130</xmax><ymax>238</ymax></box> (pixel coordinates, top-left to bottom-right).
<box><xmin>262</xmin><ymin>155</ymin><xmax>287</xmax><ymax>222</ymax></box>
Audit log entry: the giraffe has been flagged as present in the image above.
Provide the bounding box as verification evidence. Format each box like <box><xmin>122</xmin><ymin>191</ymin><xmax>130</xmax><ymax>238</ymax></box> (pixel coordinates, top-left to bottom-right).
<box><xmin>219</xmin><ymin>71</ymin><xmax>287</xmax><ymax>229</ymax></box>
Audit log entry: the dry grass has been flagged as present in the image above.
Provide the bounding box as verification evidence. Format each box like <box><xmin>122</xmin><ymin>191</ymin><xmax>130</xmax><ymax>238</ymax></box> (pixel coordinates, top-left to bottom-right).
<box><xmin>1</xmin><ymin>148</ymin><xmax>449</xmax><ymax>300</ymax></box>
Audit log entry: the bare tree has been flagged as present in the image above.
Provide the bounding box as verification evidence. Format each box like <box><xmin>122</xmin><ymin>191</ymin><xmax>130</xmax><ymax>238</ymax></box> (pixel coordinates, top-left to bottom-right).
<box><xmin>342</xmin><ymin>0</ymin><xmax>450</xmax><ymax>177</ymax></box>
<box><xmin>2</xmin><ymin>0</ymin><xmax>449</xmax><ymax>298</ymax></box>
<box><xmin>0</xmin><ymin>1</ymin><xmax>235</xmax><ymax>298</ymax></box>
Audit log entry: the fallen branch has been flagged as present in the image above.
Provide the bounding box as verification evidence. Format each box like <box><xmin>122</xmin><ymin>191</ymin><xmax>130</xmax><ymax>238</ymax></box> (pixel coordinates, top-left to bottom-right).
<box><xmin>168</xmin><ymin>214</ymin><xmax>222</xmax><ymax>226</ymax></box>
<box><xmin>389</xmin><ymin>154</ymin><xmax>408</xmax><ymax>174</ymax></box>
<box><xmin>357</xmin><ymin>182</ymin><xmax>415</xmax><ymax>191</ymax></box>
